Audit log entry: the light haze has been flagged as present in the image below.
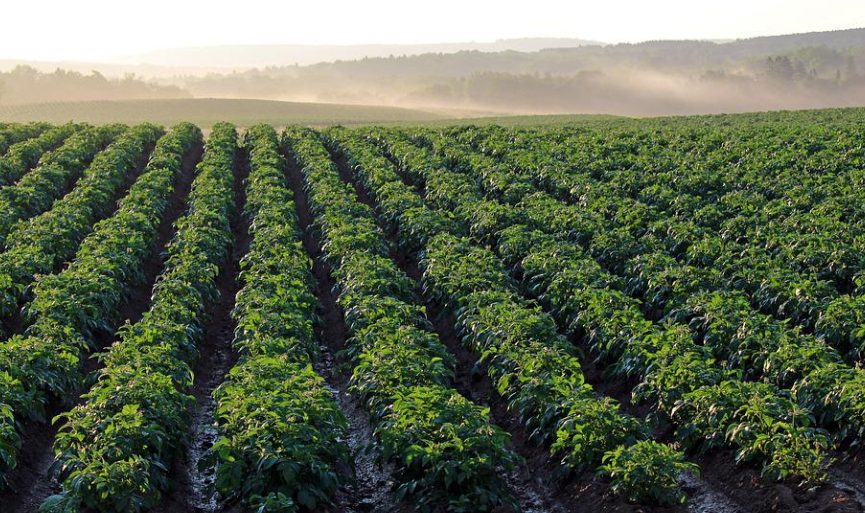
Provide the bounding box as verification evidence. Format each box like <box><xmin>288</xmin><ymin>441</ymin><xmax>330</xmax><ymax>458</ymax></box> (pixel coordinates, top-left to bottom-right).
<box><xmin>3</xmin><ymin>0</ymin><xmax>864</xmax><ymax>60</ymax></box>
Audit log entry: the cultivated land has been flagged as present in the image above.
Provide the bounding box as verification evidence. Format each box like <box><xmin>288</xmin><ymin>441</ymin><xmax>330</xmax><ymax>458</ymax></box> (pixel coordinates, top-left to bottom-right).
<box><xmin>0</xmin><ymin>109</ymin><xmax>864</xmax><ymax>513</ymax></box>
<box><xmin>0</xmin><ymin>98</ymin><xmax>445</xmax><ymax>127</ymax></box>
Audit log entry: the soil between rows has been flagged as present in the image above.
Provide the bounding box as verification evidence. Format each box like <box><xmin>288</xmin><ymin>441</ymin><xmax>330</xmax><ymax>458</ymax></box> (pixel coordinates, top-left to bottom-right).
<box><xmin>346</xmin><ymin>136</ymin><xmax>860</xmax><ymax>513</ymax></box>
<box><xmin>324</xmin><ymin>142</ymin><xmax>617</xmax><ymax>513</ymax></box>
<box><xmin>283</xmin><ymin>146</ymin><xmax>405</xmax><ymax>513</ymax></box>
<box><xmin>152</xmin><ymin>145</ymin><xmax>250</xmax><ymax>513</ymax></box>
<box><xmin>0</xmin><ymin>140</ymin><xmax>201</xmax><ymax>513</ymax></box>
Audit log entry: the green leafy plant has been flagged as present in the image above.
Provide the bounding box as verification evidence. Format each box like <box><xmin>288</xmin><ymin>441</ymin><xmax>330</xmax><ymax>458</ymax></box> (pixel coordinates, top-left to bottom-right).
<box><xmin>599</xmin><ymin>440</ymin><xmax>699</xmax><ymax>505</ymax></box>
<box><xmin>285</xmin><ymin>127</ymin><xmax>518</xmax><ymax>512</ymax></box>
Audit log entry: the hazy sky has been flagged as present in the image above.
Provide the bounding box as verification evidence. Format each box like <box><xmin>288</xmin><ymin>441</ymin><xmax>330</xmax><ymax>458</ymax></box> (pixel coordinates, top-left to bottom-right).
<box><xmin>3</xmin><ymin>0</ymin><xmax>864</xmax><ymax>60</ymax></box>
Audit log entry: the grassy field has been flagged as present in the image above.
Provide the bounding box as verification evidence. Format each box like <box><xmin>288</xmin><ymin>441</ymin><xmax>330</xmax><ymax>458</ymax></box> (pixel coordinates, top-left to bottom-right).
<box><xmin>401</xmin><ymin>112</ymin><xmax>625</xmax><ymax>126</ymax></box>
<box><xmin>0</xmin><ymin>98</ymin><xmax>447</xmax><ymax>127</ymax></box>
<box><xmin>0</xmin><ymin>98</ymin><xmax>635</xmax><ymax>128</ymax></box>
<box><xmin>2</xmin><ymin>98</ymin><xmax>850</xmax><ymax>131</ymax></box>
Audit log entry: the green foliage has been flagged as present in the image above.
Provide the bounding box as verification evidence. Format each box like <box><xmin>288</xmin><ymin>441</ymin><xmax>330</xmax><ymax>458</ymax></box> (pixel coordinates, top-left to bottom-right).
<box><xmin>0</xmin><ymin>122</ymin><xmax>51</xmax><ymax>155</ymax></box>
<box><xmin>208</xmin><ymin>125</ymin><xmax>349</xmax><ymax>511</ymax></box>
<box><xmin>35</xmin><ymin>123</ymin><xmax>214</xmax><ymax>510</ymax></box>
<box><xmin>0</xmin><ymin>124</ymin><xmax>170</xmax><ymax>490</ymax></box>
<box><xmin>7</xmin><ymin>113</ymin><xmax>865</xmax><ymax>508</ymax></box>
<box><xmin>599</xmin><ymin>441</ymin><xmax>699</xmax><ymax>505</ymax></box>
<box><xmin>0</xmin><ymin>124</ymin><xmax>125</xmax><ymax>247</ymax></box>
<box><xmin>0</xmin><ymin>124</ymin><xmax>79</xmax><ymax>186</ymax></box>
<box><xmin>408</xmin><ymin>123</ymin><xmax>844</xmax><ymax>486</ymax></box>
<box><xmin>335</xmin><ymin>128</ymin><xmax>691</xmax><ymax>502</ymax></box>
<box><xmin>211</xmin><ymin>358</ymin><xmax>346</xmax><ymax>510</ymax></box>
<box><xmin>382</xmin><ymin>386</ymin><xmax>517</xmax><ymax>512</ymax></box>
<box><xmin>286</xmin><ymin>127</ymin><xmax>518</xmax><ymax>511</ymax></box>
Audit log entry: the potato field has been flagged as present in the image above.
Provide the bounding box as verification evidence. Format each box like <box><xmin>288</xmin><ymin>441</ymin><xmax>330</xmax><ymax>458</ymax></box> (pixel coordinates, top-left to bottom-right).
<box><xmin>1</xmin><ymin>110</ymin><xmax>865</xmax><ymax>513</ymax></box>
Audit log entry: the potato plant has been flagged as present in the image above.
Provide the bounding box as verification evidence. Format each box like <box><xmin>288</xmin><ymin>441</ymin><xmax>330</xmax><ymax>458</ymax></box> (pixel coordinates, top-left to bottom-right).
<box><xmin>367</xmin><ymin>127</ymin><xmax>833</xmax><ymax>492</ymax></box>
<box><xmin>331</xmin><ymin>131</ymin><xmax>692</xmax><ymax>504</ymax></box>
<box><xmin>0</xmin><ymin>122</ymin><xmax>50</xmax><ymax>155</ymax></box>
<box><xmin>0</xmin><ymin>124</ymin><xmax>165</xmax><ymax>490</ymax></box>
<box><xmin>0</xmin><ymin>124</ymin><xmax>124</xmax><ymax>245</ymax></box>
<box><xmin>284</xmin><ymin>127</ymin><xmax>519</xmax><ymax>512</ymax></box>
<box><xmin>207</xmin><ymin>125</ymin><xmax>349</xmax><ymax>512</ymax></box>
<box><xmin>0</xmin><ymin>123</ymin><xmax>79</xmax><ymax>186</ymax></box>
<box><xmin>1</xmin><ymin>112</ymin><xmax>864</xmax><ymax>510</ymax></box>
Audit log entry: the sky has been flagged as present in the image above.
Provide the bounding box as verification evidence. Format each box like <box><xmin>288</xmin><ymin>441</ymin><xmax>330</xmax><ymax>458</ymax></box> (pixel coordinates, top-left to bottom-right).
<box><xmin>2</xmin><ymin>0</ymin><xmax>864</xmax><ymax>61</ymax></box>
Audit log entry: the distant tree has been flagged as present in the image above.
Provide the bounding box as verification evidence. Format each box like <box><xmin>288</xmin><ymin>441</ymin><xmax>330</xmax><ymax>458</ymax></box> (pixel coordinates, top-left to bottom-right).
<box><xmin>772</xmin><ymin>56</ymin><xmax>796</xmax><ymax>80</ymax></box>
<box><xmin>0</xmin><ymin>65</ymin><xmax>190</xmax><ymax>105</ymax></box>
<box><xmin>793</xmin><ymin>60</ymin><xmax>808</xmax><ymax>80</ymax></box>
<box><xmin>11</xmin><ymin>65</ymin><xmax>38</xmax><ymax>78</ymax></box>
<box><xmin>845</xmin><ymin>55</ymin><xmax>858</xmax><ymax>80</ymax></box>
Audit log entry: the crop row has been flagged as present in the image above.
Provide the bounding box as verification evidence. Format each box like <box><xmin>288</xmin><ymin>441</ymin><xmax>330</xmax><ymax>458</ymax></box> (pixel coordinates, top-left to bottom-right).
<box><xmin>0</xmin><ymin>124</ymin><xmax>183</xmax><ymax>491</ymax></box>
<box><xmin>283</xmin><ymin>127</ymin><xmax>520</xmax><ymax>512</ymax></box>
<box><xmin>0</xmin><ymin>123</ymin><xmax>50</xmax><ymax>156</ymax></box>
<box><xmin>0</xmin><ymin>125</ymin><xmax>159</xmax><ymax>326</ymax></box>
<box><xmin>0</xmin><ymin>123</ymin><xmax>80</xmax><ymax>187</ymax></box>
<box><xmin>470</xmin><ymin>127</ymin><xmax>865</xmax><ymax>362</ymax></box>
<box><xmin>481</xmin><ymin>127</ymin><xmax>865</xmax><ymax>380</ymax></box>
<box><xmin>32</xmin><ymin>122</ymin><xmax>207</xmax><ymax>512</ymax></box>
<box><xmin>208</xmin><ymin>125</ymin><xmax>349</xmax><ymax>513</ymax></box>
<box><xmin>442</xmin><ymin>129</ymin><xmax>865</xmax><ymax>449</ymax></box>
<box><xmin>512</xmin><ymin>123</ymin><xmax>865</xmax><ymax>287</ymax></box>
<box><xmin>365</xmin><ymin>129</ymin><xmax>833</xmax><ymax>483</ymax></box>
<box><xmin>35</xmin><ymin>122</ymin><xmax>225</xmax><ymax>512</ymax></box>
<box><xmin>328</xmin><ymin>130</ymin><xmax>696</xmax><ymax>505</ymax></box>
<box><xmin>0</xmin><ymin>124</ymin><xmax>125</xmax><ymax>246</ymax></box>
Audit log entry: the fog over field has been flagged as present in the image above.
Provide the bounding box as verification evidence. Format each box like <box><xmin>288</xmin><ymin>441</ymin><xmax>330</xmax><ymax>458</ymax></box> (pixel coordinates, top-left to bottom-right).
<box><xmin>0</xmin><ymin>0</ymin><xmax>864</xmax><ymax>117</ymax></box>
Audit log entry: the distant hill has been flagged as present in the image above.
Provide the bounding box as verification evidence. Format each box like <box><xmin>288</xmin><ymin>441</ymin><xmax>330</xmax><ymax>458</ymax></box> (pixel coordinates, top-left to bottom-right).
<box><xmin>170</xmin><ymin>28</ymin><xmax>865</xmax><ymax>83</ymax></box>
<box><xmin>174</xmin><ymin>27</ymin><xmax>865</xmax><ymax>117</ymax></box>
<box><xmin>111</xmin><ymin>29</ymin><xmax>865</xmax><ymax>71</ymax></box>
<box><xmin>113</xmin><ymin>38</ymin><xmax>603</xmax><ymax>68</ymax></box>
<box><xmin>726</xmin><ymin>27</ymin><xmax>865</xmax><ymax>56</ymax></box>
<box><xmin>0</xmin><ymin>66</ymin><xmax>189</xmax><ymax>106</ymax></box>
<box><xmin>3</xmin><ymin>28</ymin><xmax>865</xmax><ymax>118</ymax></box>
<box><xmin>0</xmin><ymin>59</ymin><xmax>232</xmax><ymax>78</ymax></box>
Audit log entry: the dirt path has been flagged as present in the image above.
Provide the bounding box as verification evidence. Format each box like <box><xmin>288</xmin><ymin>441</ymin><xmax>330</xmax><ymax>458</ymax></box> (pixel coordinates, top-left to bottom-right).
<box><xmin>153</xmin><ymin>146</ymin><xmax>249</xmax><ymax>513</ymax></box>
<box><xmin>283</xmin><ymin>148</ymin><xmax>403</xmax><ymax>513</ymax></box>
<box><xmin>115</xmin><ymin>142</ymin><xmax>204</xmax><ymax>330</ymax></box>
<box><xmin>0</xmin><ymin>141</ymin><xmax>201</xmax><ymax>513</ymax></box>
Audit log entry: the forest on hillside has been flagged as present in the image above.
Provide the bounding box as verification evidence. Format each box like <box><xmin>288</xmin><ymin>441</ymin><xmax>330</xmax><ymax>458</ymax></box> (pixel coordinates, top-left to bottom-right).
<box><xmin>3</xmin><ymin>28</ymin><xmax>865</xmax><ymax>115</ymax></box>
<box><xmin>0</xmin><ymin>66</ymin><xmax>188</xmax><ymax>105</ymax></box>
<box><xmin>177</xmin><ymin>29</ymin><xmax>865</xmax><ymax>115</ymax></box>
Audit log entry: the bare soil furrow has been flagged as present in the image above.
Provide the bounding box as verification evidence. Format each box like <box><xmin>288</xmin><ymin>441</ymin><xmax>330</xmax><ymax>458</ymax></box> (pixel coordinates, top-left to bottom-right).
<box><xmin>0</xmin><ymin>141</ymin><xmax>201</xmax><ymax>513</ymax></box>
<box><xmin>283</xmin><ymin>148</ymin><xmax>403</xmax><ymax>513</ymax></box>
<box><xmin>326</xmin><ymin>145</ymin><xmax>591</xmax><ymax>513</ymax></box>
<box><xmin>154</xmin><ymin>146</ymin><xmax>249</xmax><ymax>513</ymax></box>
